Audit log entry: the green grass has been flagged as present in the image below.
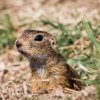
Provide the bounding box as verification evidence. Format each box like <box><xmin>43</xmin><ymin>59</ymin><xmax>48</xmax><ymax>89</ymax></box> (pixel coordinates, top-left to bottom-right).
<box><xmin>0</xmin><ymin>14</ymin><xmax>16</xmax><ymax>54</ymax></box>
<box><xmin>41</xmin><ymin>19</ymin><xmax>100</xmax><ymax>99</ymax></box>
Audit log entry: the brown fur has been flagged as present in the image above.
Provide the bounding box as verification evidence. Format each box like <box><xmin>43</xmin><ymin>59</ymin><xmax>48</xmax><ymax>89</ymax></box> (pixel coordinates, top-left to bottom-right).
<box><xmin>15</xmin><ymin>29</ymin><xmax>83</xmax><ymax>94</ymax></box>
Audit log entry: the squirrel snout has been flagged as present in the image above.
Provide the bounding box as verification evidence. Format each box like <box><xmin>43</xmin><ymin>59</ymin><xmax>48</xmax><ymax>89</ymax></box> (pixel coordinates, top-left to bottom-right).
<box><xmin>16</xmin><ymin>40</ymin><xmax>22</xmax><ymax>48</ymax></box>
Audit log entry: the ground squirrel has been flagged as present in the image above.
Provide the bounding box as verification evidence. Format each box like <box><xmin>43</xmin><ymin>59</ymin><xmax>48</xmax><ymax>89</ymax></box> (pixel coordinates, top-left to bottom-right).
<box><xmin>16</xmin><ymin>29</ymin><xmax>83</xmax><ymax>94</ymax></box>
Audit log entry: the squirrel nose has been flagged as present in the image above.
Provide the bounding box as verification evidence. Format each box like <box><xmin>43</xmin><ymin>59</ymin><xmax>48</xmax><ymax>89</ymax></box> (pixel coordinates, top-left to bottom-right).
<box><xmin>16</xmin><ymin>41</ymin><xmax>22</xmax><ymax>48</ymax></box>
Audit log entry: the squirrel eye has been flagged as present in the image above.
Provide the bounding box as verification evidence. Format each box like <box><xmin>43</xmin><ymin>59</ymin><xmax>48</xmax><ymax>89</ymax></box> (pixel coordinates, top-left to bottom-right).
<box><xmin>34</xmin><ymin>35</ymin><xmax>43</xmax><ymax>41</ymax></box>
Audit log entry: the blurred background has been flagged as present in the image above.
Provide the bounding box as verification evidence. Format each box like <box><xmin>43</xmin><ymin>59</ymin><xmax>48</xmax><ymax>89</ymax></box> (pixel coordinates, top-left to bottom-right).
<box><xmin>0</xmin><ymin>0</ymin><xmax>100</xmax><ymax>100</ymax></box>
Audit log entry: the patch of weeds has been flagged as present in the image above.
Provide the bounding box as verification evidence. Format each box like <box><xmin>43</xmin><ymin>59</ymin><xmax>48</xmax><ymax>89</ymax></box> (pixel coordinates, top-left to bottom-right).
<box><xmin>41</xmin><ymin>19</ymin><xmax>100</xmax><ymax>98</ymax></box>
<box><xmin>0</xmin><ymin>14</ymin><xmax>16</xmax><ymax>54</ymax></box>
<box><xmin>83</xmin><ymin>19</ymin><xmax>100</xmax><ymax>99</ymax></box>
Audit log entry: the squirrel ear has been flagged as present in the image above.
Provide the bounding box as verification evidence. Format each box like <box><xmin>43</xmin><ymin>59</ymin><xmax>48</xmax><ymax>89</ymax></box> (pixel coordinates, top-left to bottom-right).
<box><xmin>49</xmin><ymin>37</ymin><xmax>57</xmax><ymax>50</ymax></box>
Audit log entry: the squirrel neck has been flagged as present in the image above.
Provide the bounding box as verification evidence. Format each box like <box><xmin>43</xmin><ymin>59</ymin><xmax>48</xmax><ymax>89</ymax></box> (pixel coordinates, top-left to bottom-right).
<box><xmin>29</xmin><ymin>54</ymin><xmax>47</xmax><ymax>71</ymax></box>
<box><xmin>29</xmin><ymin>50</ymin><xmax>65</xmax><ymax>72</ymax></box>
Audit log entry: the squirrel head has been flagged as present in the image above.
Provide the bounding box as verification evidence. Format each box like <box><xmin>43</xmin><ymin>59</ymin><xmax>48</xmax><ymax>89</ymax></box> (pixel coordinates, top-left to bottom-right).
<box><xmin>15</xmin><ymin>29</ymin><xmax>57</xmax><ymax>59</ymax></box>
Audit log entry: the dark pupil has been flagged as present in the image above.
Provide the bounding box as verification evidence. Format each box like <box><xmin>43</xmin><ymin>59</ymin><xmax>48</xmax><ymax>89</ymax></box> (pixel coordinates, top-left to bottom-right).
<box><xmin>34</xmin><ymin>35</ymin><xmax>43</xmax><ymax>41</ymax></box>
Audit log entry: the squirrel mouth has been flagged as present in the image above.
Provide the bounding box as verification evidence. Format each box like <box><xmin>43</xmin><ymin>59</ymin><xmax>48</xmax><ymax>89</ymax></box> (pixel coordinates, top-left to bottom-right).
<box><xmin>18</xmin><ymin>49</ymin><xmax>30</xmax><ymax>57</ymax></box>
